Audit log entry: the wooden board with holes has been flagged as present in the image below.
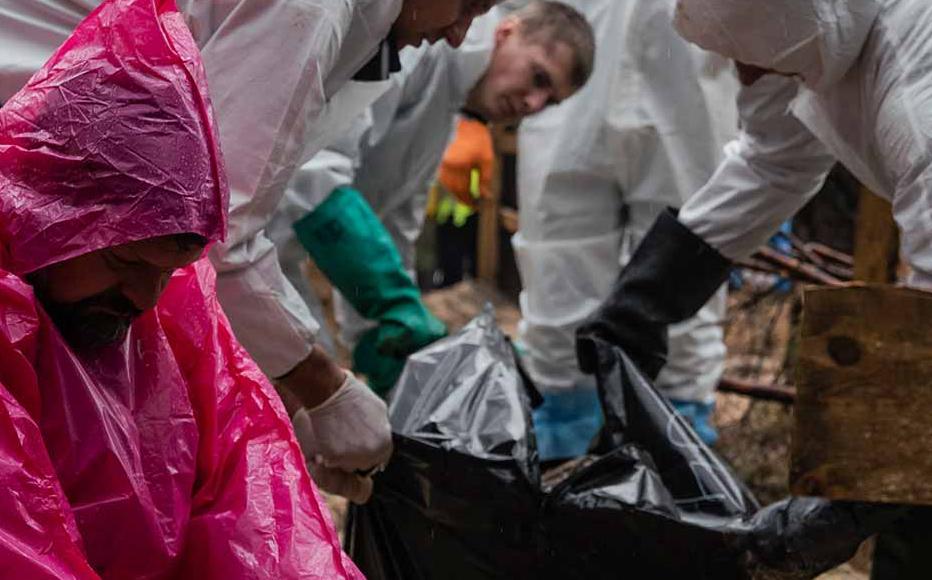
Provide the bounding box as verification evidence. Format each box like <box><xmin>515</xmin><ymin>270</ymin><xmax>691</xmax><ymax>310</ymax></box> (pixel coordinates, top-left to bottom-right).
<box><xmin>790</xmin><ymin>285</ymin><xmax>932</xmax><ymax>505</ymax></box>
<box><xmin>853</xmin><ymin>187</ymin><xmax>899</xmax><ymax>283</ymax></box>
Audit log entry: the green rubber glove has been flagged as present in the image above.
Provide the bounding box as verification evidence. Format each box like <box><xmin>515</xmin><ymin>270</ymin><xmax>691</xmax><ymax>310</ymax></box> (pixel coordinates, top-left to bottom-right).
<box><xmin>351</xmin><ymin>326</ymin><xmax>409</xmax><ymax>396</ymax></box>
<box><xmin>294</xmin><ymin>186</ymin><xmax>447</xmax><ymax>395</ymax></box>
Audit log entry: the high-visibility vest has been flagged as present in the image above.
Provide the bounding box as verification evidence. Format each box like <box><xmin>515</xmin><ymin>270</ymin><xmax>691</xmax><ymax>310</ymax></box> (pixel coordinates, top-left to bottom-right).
<box><xmin>431</xmin><ymin>169</ymin><xmax>480</xmax><ymax>227</ymax></box>
<box><xmin>429</xmin><ymin>116</ymin><xmax>492</xmax><ymax>227</ymax></box>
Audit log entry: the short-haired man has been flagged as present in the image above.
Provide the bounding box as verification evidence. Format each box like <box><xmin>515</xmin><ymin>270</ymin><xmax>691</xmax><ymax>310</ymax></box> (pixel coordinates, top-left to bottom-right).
<box><xmin>269</xmin><ymin>2</ymin><xmax>595</xmax><ymax>397</ymax></box>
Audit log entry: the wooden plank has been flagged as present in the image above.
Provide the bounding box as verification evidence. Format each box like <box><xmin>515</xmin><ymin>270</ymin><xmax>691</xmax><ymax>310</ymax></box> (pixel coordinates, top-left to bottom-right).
<box><xmin>718</xmin><ymin>376</ymin><xmax>796</xmax><ymax>404</ymax></box>
<box><xmin>476</xmin><ymin>136</ymin><xmax>502</xmax><ymax>283</ymax></box>
<box><xmin>754</xmin><ymin>246</ymin><xmax>846</xmax><ymax>286</ymax></box>
<box><xmin>853</xmin><ymin>187</ymin><xmax>898</xmax><ymax>283</ymax></box>
<box><xmin>499</xmin><ymin>207</ymin><xmax>518</xmax><ymax>235</ymax></box>
<box><xmin>491</xmin><ymin>125</ymin><xmax>517</xmax><ymax>155</ymax></box>
<box><xmin>791</xmin><ymin>285</ymin><xmax>932</xmax><ymax>505</ymax></box>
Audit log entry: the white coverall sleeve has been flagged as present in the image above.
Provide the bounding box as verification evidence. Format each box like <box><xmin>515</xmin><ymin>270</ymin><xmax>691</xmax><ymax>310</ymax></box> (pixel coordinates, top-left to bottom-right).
<box><xmin>678</xmin><ymin>75</ymin><xmax>838</xmax><ymax>261</ymax></box>
<box><xmin>279</xmin><ymin>111</ymin><xmax>371</xmax><ymax>225</ymax></box>
<box><xmin>198</xmin><ymin>1</ymin><xmax>346</xmax><ymax>377</ymax></box>
<box><xmin>0</xmin><ymin>1</ymin><xmax>94</xmax><ymax>101</ymax></box>
<box><xmin>267</xmin><ymin>114</ymin><xmax>370</xmax><ymax>358</ymax></box>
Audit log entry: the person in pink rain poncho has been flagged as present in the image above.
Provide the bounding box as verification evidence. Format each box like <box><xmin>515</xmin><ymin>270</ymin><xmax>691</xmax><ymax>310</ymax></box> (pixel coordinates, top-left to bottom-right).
<box><xmin>0</xmin><ymin>0</ymin><xmax>363</xmax><ymax>577</ymax></box>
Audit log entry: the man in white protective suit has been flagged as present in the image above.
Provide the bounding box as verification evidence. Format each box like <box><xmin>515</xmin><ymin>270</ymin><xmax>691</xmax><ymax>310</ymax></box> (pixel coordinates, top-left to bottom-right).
<box><xmin>0</xmin><ymin>0</ymin><xmax>499</xmax><ymax>504</ymax></box>
<box><xmin>512</xmin><ymin>0</ymin><xmax>739</xmax><ymax>458</ymax></box>
<box><xmin>574</xmin><ymin>0</ymin><xmax>932</xmax><ymax>575</ymax></box>
<box><xmin>268</xmin><ymin>1</ymin><xmax>595</xmax><ymax>395</ymax></box>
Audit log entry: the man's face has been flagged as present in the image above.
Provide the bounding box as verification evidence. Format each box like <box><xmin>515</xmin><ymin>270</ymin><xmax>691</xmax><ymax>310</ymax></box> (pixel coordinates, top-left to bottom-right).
<box><xmin>467</xmin><ymin>21</ymin><xmax>577</xmax><ymax>124</ymax></box>
<box><xmin>28</xmin><ymin>235</ymin><xmax>205</xmax><ymax>350</ymax></box>
<box><xmin>393</xmin><ymin>0</ymin><xmax>495</xmax><ymax>49</ymax></box>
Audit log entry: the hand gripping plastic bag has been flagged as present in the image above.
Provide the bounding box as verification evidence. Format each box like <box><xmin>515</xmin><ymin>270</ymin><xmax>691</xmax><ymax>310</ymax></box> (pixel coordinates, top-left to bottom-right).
<box><xmin>347</xmin><ymin>310</ymin><xmax>903</xmax><ymax>579</ymax></box>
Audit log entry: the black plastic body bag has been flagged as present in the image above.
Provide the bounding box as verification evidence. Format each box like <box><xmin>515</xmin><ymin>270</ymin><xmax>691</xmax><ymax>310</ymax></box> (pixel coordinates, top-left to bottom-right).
<box><xmin>346</xmin><ymin>312</ymin><xmax>901</xmax><ymax>579</ymax></box>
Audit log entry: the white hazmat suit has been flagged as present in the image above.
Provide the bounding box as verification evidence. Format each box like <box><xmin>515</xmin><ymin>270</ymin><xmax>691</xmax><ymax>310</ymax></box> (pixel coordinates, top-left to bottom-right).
<box><xmin>644</xmin><ymin>0</ymin><xmax>932</xmax><ymax>574</ymax></box>
<box><xmin>673</xmin><ymin>0</ymin><xmax>932</xmax><ymax>290</ymax></box>
<box><xmin>514</xmin><ymin>0</ymin><xmax>736</xmax><ymax>416</ymax></box>
<box><xmin>188</xmin><ymin>0</ymin><xmax>402</xmax><ymax>378</ymax></box>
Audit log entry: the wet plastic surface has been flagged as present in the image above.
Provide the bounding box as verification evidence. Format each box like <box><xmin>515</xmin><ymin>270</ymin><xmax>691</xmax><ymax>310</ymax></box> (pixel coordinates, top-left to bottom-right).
<box><xmin>348</xmin><ymin>311</ymin><xmax>899</xmax><ymax>579</ymax></box>
<box><xmin>0</xmin><ymin>1</ymin><xmax>359</xmax><ymax>576</ymax></box>
<box><xmin>0</xmin><ymin>0</ymin><xmax>227</xmax><ymax>277</ymax></box>
<box><xmin>0</xmin><ymin>261</ymin><xmax>365</xmax><ymax>578</ymax></box>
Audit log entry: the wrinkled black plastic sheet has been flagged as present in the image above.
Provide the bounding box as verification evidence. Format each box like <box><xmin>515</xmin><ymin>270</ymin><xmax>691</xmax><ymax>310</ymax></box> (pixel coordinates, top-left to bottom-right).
<box><xmin>347</xmin><ymin>311</ymin><xmax>899</xmax><ymax>579</ymax></box>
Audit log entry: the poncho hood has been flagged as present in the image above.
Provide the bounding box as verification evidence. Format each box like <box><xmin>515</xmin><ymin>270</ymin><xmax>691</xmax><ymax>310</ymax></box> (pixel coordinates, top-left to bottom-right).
<box><xmin>0</xmin><ymin>0</ymin><xmax>227</xmax><ymax>275</ymax></box>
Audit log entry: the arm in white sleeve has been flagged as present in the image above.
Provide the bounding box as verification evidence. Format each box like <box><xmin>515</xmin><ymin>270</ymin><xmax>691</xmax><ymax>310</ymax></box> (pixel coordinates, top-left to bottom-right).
<box><xmin>267</xmin><ymin>113</ymin><xmax>369</xmax><ymax>319</ymax></box>
<box><xmin>195</xmin><ymin>1</ymin><xmax>346</xmax><ymax>377</ymax></box>
<box><xmin>679</xmin><ymin>75</ymin><xmax>837</xmax><ymax>261</ymax></box>
<box><xmin>894</xmin><ymin>177</ymin><xmax>932</xmax><ymax>289</ymax></box>
<box><xmin>277</xmin><ymin>110</ymin><xmax>372</xmax><ymax>227</ymax></box>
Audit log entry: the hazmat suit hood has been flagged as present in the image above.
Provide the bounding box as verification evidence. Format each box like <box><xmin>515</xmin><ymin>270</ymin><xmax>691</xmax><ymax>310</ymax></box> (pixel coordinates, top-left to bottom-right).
<box><xmin>673</xmin><ymin>0</ymin><xmax>881</xmax><ymax>92</ymax></box>
<box><xmin>0</xmin><ymin>0</ymin><xmax>228</xmax><ymax>276</ymax></box>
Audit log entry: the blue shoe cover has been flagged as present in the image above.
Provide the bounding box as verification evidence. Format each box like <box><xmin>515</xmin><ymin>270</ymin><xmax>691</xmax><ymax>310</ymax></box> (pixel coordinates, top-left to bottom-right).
<box><xmin>532</xmin><ymin>385</ymin><xmax>604</xmax><ymax>461</ymax></box>
<box><xmin>670</xmin><ymin>399</ymin><xmax>719</xmax><ymax>446</ymax></box>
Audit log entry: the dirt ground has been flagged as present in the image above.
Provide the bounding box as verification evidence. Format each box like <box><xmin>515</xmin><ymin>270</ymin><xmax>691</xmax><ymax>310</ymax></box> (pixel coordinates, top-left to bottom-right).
<box><xmin>716</xmin><ymin>284</ymin><xmax>872</xmax><ymax>579</ymax></box>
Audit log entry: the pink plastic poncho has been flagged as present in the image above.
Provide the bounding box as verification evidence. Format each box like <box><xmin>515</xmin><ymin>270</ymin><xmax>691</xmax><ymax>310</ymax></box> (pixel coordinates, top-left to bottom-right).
<box><xmin>0</xmin><ymin>1</ymin><xmax>363</xmax><ymax>578</ymax></box>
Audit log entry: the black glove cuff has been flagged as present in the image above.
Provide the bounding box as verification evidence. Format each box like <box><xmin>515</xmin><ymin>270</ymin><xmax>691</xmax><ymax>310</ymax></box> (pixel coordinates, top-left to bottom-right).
<box><xmin>575</xmin><ymin>209</ymin><xmax>731</xmax><ymax>378</ymax></box>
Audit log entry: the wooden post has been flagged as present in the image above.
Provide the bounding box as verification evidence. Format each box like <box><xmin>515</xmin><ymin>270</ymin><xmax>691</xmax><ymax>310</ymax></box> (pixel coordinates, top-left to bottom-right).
<box><xmin>498</xmin><ymin>207</ymin><xmax>519</xmax><ymax>235</ymax></box>
<box><xmin>791</xmin><ymin>285</ymin><xmax>932</xmax><ymax>505</ymax></box>
<box><xmin>477</xmin><ymin>126</ymin><xmax>511</xmax><ymax>283</ymax></box>
<box><xmin>853</xmin><ymin>186</ymin><xmax>899</xmax><ymax>283</ymax></box>
<box><xmin>717</xmin><ymin>376</ymin><xmax>796</xmax><ymax>404</ymax></box>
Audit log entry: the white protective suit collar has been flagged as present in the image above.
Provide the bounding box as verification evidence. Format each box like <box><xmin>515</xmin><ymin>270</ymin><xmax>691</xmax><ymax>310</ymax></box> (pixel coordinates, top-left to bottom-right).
<box><xmin>673</xmin><ymin>0</ymin><xmax>880</xmax><ymax>92</ymax></box>
<box><xmin>324</xmin><ymin>0</ymin><xmax>403</xmax><ymax>97</ymax></box>
<box><xmin>448</xmin><ymin>14</ymin><xmax>496</xmax><ymax>110</ymax></box>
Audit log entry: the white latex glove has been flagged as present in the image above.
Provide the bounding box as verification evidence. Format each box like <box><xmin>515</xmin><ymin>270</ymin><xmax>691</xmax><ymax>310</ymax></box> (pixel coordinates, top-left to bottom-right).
<box><xmin>291</xmin><ymin>371</ymin><xmax>392</xmax><ymax>502</ymax></box>
<box><xmin>294</xmin><ymin>439</ymin><xmax>374</xmax><ymax>504</ymax></box>
<box><xmin>309</xmin><ymin>458</ymin><xmax>374</xmax><ymax>504</ymax></box>
<box><xmin>292</xmin><ymin>372</ymin><xmax>392</xmax><ymax>484</ymax></box>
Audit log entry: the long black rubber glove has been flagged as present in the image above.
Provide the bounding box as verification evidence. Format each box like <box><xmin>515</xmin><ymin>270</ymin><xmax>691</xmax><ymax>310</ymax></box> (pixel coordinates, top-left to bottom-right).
<box><xmin>294</xmin><ymin>186</ymin><xmax>446</xmax><ymax>395</ymax></box>
<box><xmin>576</xmin><ymin>209</ymin><xmax>731</xmax><ymax>379</ymax></box>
